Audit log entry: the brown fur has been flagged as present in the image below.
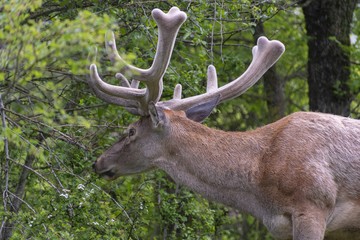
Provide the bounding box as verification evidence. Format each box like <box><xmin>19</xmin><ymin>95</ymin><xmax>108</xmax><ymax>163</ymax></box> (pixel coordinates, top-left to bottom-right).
<box><xmin>93</xmin><ymin>110</ymin><xmax>360</xmax><ymax>239</ymax></box>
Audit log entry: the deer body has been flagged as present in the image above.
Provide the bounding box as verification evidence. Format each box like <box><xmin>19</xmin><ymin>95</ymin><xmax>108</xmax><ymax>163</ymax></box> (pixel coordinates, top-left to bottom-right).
<box><xmin>88</xmin><ymin>7</ymin><xmax>360</xmax><ymax>239</ymax></box>
<box><xmin>95</xmin><ymin>109</ymin><xmax>360</xmax><ymax>239</ymax></box>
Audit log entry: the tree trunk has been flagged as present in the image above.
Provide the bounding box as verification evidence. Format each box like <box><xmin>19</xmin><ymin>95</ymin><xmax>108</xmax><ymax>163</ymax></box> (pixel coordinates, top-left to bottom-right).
<box><xmin>1</xmin><ymin>154</ymin><xmax>36</xmax><ymax>240</ymax></box>
<box><xmin>301</xmin><ymin>0</ymin><xmax>356</xmax><ymax>116</ymax></box>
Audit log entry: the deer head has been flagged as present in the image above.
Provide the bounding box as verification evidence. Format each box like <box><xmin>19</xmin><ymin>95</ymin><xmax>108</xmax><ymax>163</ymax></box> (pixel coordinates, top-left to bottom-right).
<box><xmin>89</xmin><ymin>7</ymin><xmax>285</xmax><ymax>180</ymax></box>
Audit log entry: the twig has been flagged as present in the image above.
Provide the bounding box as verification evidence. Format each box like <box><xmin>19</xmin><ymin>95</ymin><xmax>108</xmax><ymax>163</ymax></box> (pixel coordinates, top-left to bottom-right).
<box><xmin>7</xmin><ymin>191</ymin><xmax>36</xmax><ymax>213</ymax></box>
<box><xmin>4</xmin><ymin>108</ymin><xmax>87</xmax><ymax>150</ymax></box>
<box><xmin>8</xmin><ymin>157</ymin><xmax>60</xmax><ymax>194</ymax></box>
<box><xmin>0</xmin><ymin>93</ymin><xmax>9</xmax><ymax>237</ymax></box>
<box><xmin>62</xmin><ymin>171</ymin><xmax>136</xmax><ymax>237</ymax></box>
<box><xmin>41</xmin><ymin>135</ymin><xmax>65</xmax><ymax>190</ymax></box>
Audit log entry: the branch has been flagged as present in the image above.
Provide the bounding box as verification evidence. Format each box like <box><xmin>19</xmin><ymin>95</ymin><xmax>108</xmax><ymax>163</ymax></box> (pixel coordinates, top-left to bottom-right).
<box><xmin>0</xmin><ymin>94</ymin><xmax>10</xmax><ymax>238</ymax></box>
<box><xmin>22</xmin><ymin>2</ymin><xmax>95</xmax><ymax>24</ymax></box>
<box><xmin>8</xmin><ymin>157</ymin><xmax>60</xmax><ymax>193</ymax></box>
<box><xmin>5</xmin><ymin>108</ymin><xmax>87</xmax><ymax>150</ymax></box>
<box><xmin>7</xmin><ymin>191</ymin><xmax>36</xmax><ymax>213</ymax></box>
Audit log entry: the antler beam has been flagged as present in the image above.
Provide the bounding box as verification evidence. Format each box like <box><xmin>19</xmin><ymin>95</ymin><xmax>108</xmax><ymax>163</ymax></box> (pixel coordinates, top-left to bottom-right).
<box><xmin>159</xmin><ymin>36</ymin><xmax>285</xmax><ymax>111</ymax></box>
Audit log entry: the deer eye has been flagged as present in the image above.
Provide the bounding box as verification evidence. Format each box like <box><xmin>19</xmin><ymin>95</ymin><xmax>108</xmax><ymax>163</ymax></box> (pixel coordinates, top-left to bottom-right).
<box><xmin>128</xmin><ymin>128</ymin><xmax>136</xmax><ymax>137</ymax></box>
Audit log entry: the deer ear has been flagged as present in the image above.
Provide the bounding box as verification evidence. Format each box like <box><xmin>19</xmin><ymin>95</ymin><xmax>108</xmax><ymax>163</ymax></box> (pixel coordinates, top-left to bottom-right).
<box><xmin>148</xmin><ymin>102</ymin><xmax>167</xmax><ymax>128</ymax></box>
<box><xmin>185</xmin><ymin>94</ymin><xmax>220</xmax><ymax>122</ymax></box>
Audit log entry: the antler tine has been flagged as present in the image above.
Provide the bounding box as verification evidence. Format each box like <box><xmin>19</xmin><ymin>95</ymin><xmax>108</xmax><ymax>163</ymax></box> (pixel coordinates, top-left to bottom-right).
<box><xmin>105</xmin><ymin>8</ymin><xmax>187</xmax><ymax>82</ymax></box>
<box><xmin>206</xmin><ymin>65</ymin><xmax>218</xmax><ymax>93</ymax></box>
<box><xmin>173</xmin><ymin>84</ymin><xmax>182</xmax><ymax>100</ymax></box>
<box><xmin>89</xmin><ymin>64</ymin><xmax>146</xmax><ymax>100</ymax></box>
<box><xmin>89</xmin><ymin>7</ymin><xmax>187</xmax><ymax>116</ymax></box>
<box><xmin>159</xmin><ymin>36</ymin><xmax>285</xmax><ymax>111</ymax></box>
<box><xmin>171</xmin><ymin>65</ymin><xmax>217</xmax><ymax>102</ymax></box>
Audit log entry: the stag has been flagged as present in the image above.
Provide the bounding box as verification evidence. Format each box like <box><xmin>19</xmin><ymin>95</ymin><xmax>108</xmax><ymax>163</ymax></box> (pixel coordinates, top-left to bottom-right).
<box><xmin>89</xmin><ymin>7</ymin><xmax>360</xmax><ymax>240</ymax></box>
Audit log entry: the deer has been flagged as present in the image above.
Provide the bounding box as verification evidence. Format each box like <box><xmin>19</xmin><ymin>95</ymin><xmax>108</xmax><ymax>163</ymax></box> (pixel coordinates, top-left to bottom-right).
<box><xmin>89</xmin><ymin>7</ymin><xmax>360</xmax><ymax>240</ymax></box>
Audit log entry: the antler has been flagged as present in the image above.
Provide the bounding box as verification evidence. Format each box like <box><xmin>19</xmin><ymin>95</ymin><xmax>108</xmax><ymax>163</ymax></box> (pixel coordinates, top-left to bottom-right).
<box><xmin>158</xmin><ymin>36</ymin><xmax>285</xmax><ymax>111</ymax></box>
<box><xmin>89</xmin><ymin>7</ymin><xmax>187</xmax><ymax>115</ymax></box>
<box><xmin>89</xmin><ymin>7</ymin><xmax>285</xmax><ymax>116</ymax></box>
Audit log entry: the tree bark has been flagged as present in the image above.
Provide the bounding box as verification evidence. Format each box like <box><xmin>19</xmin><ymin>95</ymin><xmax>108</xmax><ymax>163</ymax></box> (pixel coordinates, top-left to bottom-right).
<box><xmin>301</xmin><ymin>0</ymin><xmax>356</xmax><ymax>116</ymax></box>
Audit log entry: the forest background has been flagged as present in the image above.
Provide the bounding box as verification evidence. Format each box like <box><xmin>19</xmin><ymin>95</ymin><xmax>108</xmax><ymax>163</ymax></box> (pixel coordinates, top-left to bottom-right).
<box><xmin>1</xmin><ymin>0</ymin><xmax>360</xmax><ymax>239</ymax></box>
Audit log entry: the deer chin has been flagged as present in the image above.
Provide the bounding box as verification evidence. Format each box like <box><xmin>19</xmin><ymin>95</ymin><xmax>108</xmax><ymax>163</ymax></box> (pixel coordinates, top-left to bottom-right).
<box><xmin>99</xmin><ymin>169</ymin><xmax>119</xmax><ymax>180</ymax></box>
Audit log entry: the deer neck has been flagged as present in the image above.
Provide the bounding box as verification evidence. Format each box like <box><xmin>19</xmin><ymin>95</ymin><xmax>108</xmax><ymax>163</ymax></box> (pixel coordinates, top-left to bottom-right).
<box><xmin>154</xmin><ymin>117</ymin><xmax>269</xmax><ymax>213</ymax></box>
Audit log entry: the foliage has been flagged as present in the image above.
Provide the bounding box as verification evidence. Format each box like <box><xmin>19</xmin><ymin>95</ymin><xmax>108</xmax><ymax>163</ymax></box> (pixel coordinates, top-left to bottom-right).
<box><xmin>0</xmin><ymin>0</ymin><xmax>359</xmax><ymax>239</ymax></box>
<box><xmin>350</xmin><ymin>6</ymin><xmax>360</xmax><ymax>117</ymax></box>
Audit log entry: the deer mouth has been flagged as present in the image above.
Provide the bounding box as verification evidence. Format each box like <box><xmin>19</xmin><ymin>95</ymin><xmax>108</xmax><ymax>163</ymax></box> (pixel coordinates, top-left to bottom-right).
<box><xmin>99</xmin><ymin>169</ymin><xmax>117</xmax><ymax>179</ymax></box>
